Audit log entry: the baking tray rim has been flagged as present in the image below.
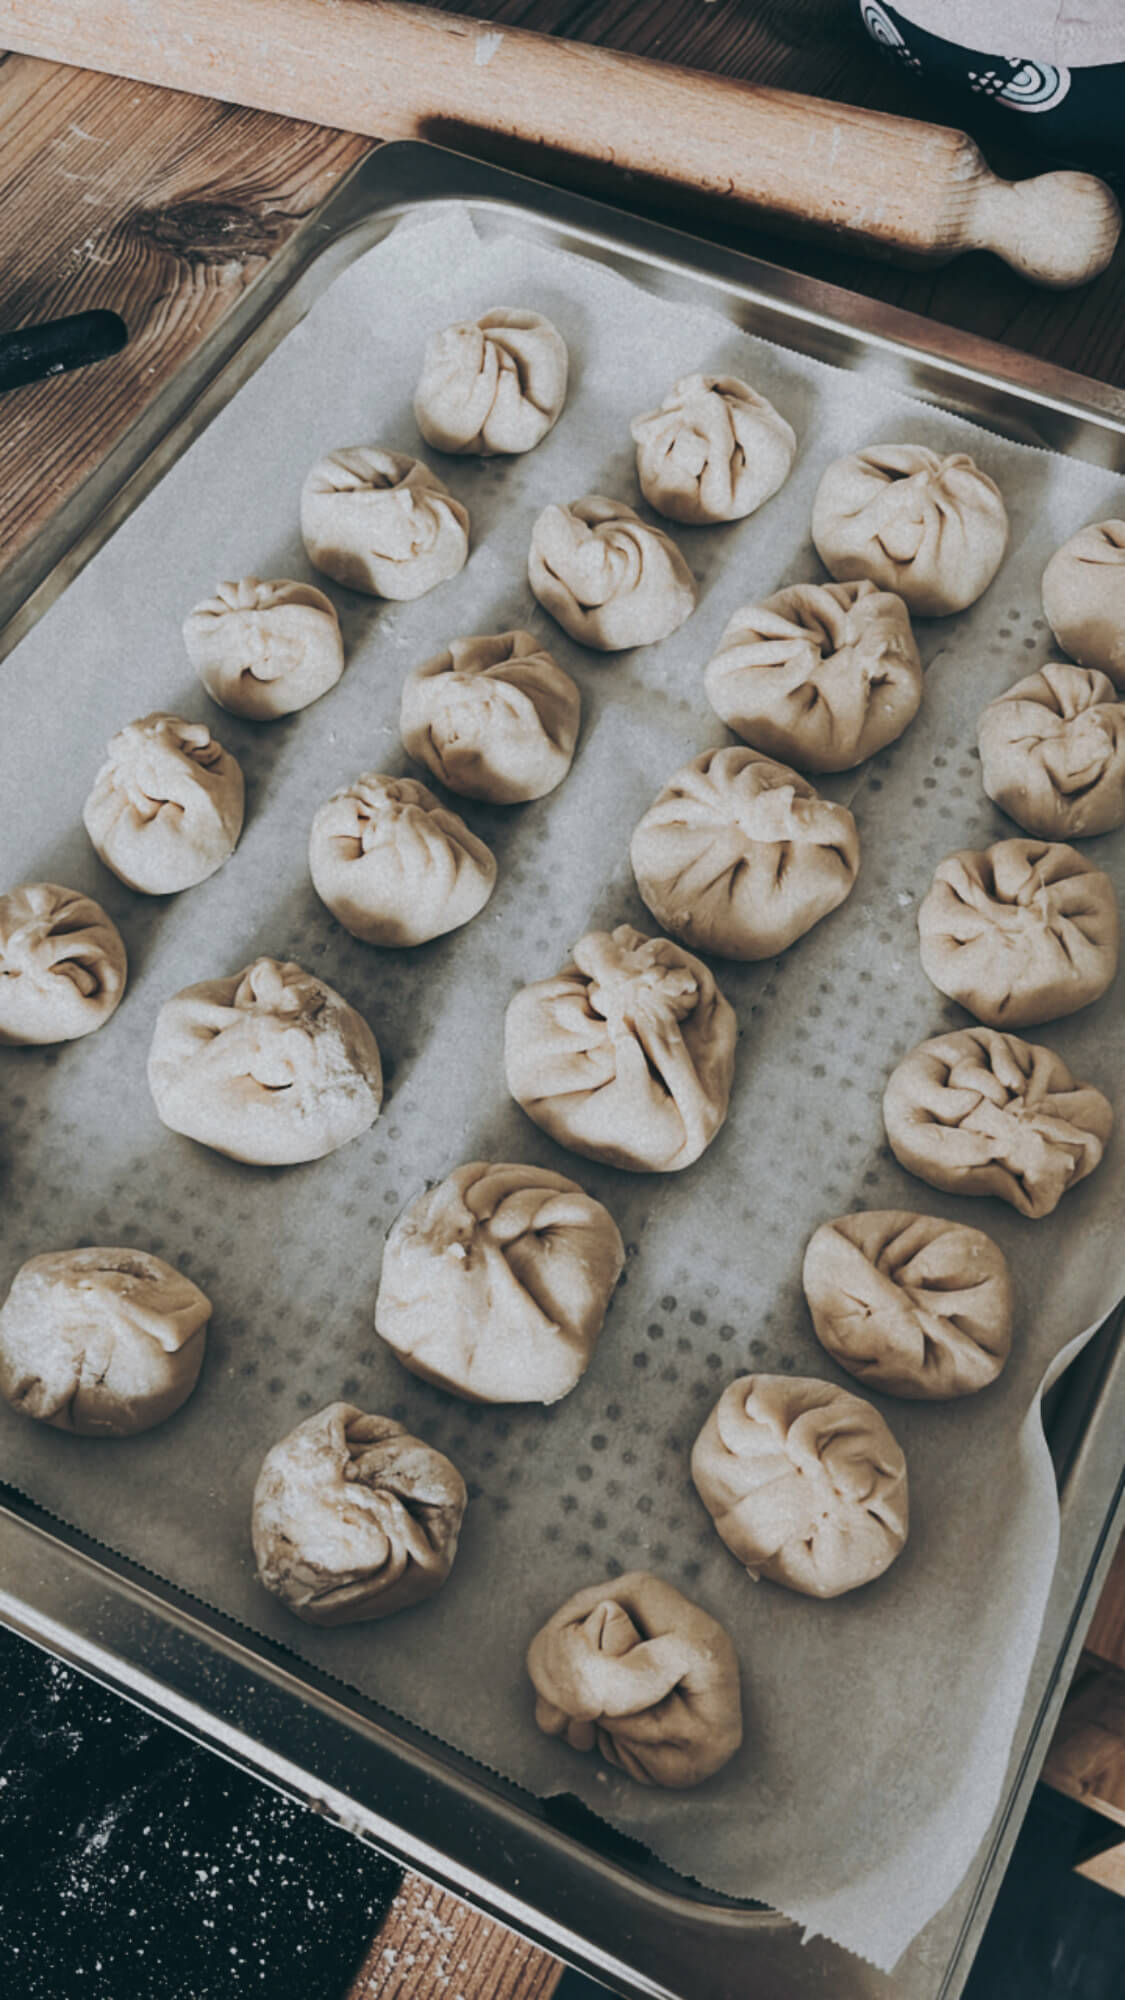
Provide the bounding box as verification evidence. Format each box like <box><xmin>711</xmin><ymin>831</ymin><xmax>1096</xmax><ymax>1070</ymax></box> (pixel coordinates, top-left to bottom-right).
<box><xmin>2</xmin><ymin>138</ymin><xmax>1124</xmax><ymax>2000</ymax></box>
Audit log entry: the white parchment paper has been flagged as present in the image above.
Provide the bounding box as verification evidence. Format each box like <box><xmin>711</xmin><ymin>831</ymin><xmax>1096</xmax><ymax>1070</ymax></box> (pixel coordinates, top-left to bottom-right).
<box><xmin>2</xmin><ymin>208</ymin><xmax>1124</xmax><ymax>1972</ymax></box>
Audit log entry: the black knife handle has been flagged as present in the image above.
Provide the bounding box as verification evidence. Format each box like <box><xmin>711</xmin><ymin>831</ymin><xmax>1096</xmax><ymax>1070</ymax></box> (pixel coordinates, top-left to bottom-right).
<box><xmin>0</xmin><ymin>310</ymin><xmax>128</xmax><ymax>393</ymax></box>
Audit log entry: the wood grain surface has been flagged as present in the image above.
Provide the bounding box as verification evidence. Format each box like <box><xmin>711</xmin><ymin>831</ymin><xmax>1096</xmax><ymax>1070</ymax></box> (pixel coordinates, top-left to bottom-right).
<box><xmin>1086</xmin><ymin>1531</ymin><xmax>1125</xmax><ymax>1675</ymax></box>
<box><xmin>347</xmin><ymin>1876</ymin><xmax>563</xmax><ymax>1999</ymax></box>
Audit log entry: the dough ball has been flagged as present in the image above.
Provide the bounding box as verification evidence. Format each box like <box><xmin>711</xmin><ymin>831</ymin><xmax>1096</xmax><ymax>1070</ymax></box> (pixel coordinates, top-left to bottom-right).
<box><xmin>375</xmin><ymin>1162</ymin><xmax>625</xmax><ymax>1405</ymax></box>
<box><xmin>526</xmin><ymin>1571</ymin><xmax>742</xmax><ymax>1788</ymax></box>
<box><xmin>0</xmin><ymin>883</ymin><xmax>126</xmax><ymax>1046</ymax></box>
<box><xmin>308</xmin><ymin>771</ymin><xmax>495</xmax><ymax>947</ymax></box>
<box><xmin>148</xmin><ymin>955</ymin><xmax>382</xmax><ymax>1166</ymax></box>
<box><xmin>528</xmin><ymin>495</ymin><xmax>696</xmax><ymax>651</ymax></box>
<box><xmin>505</xmin><ymin>924</ymin><xmax>736</xmax><ymax>1173</ymax></box>
<box><xmin>691</xmin><ymin>1374</ymin><xmax>908</xmax><ymax>1598</ymax></box>
<box><xmin>83</xmin><ymin>712</ymin><xmax>244</xmax><ymax>895</ymax></box>
<box><xmin>0</xmin><ymin>1247</ymin><xmax>211</xmax><ymax>1437</ymax></box>
<box><xmin>400</xmin><ymin>630</ymin><xmax>580</xmax><ymax>804</ymax></box>
<box><xmin>183</xmin><ymin>577</ymin><xmax>344</xmax><ymax>721</ymax></box>
<box><xmin>414</xmin><ymin>307</ymin><xmax>568</xmax><ymax>456</ymax></box>
<box><xmin>803</xmin><ymin>1210</ymin><xmax>1012</xmax><ymax>1400</ymax></box>
<box><xmin>1042</xmin><ymin>520</ymin><xmax>1125</xmax><ymax>685</ymax></box>
<box><xmin>704</xmin><ymin>580</ymin><xmax>922</xmax><ymax>773</ymax></box>
<box><xmin>631</xmin><ymin>746</ymin><xmax>859</xmax><ymax>960</ymax></box>
<box><xmin>883</xmin><ymin>1027</ymin><xmax>1113</xmax><ymax>1219</ymax></box>
<box><xmin>918</xmin><ymin>839</ymin><xmax>1118</xmax><ymax>1028</ymax></box>
<box><xmin>300</xmin><ymin>447</ymin><xmax>469</xmax><ymax>600</ymax></box>
<box><xmin>251</xmin><ymin>1402</ymin><xmax>466</xmax><ymax>1625</ymax></box>
<box><xmin>630</xmin><ymin>373</ymin><xmax>795</xmax><ymax>525</ymax></box>
<box><xmin>811</xmin><ymin>444</ymin><xmax>1008</xmax><ymax>616</ymax></box>
<box><xmin>979</xmin><ymin>663</ymin><xmax>1125</xmax><ymax>840</ymax></box>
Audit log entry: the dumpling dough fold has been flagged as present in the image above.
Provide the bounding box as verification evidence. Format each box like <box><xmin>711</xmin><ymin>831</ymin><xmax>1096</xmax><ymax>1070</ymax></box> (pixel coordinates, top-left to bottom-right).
<box><xmin>401</xmin><ymin>631</ymin><xmax>580</xmax><ymax>804</ymax></box>
<box><xmin>631</xmin><ymin>746</ymin><xmax>859</xmax><ymax>960</ymax></box>
<box><xmin>0</xmin><ymin>883</ymin><xmax>126</xmax><ymax>1045</ymax></box>
<box><xmin>308</xmin><ymin>771</ymin><xmax>496</xmax><ymax>946</ymax></box>
<box><xmin>147</xmin><ymin>956</ymin><xmax>382</xmax><ymax>1165</ymax></box>
<box><xmin>375</xmin><ymin>1162</ymin><xmax>625</xmax><ymax>1404</ymax></box>
<box><xmin>691</xmin><ymin>1374</ymin><xmax>908</xmax><ymax>1598</ymax></box>
<box><xmin>252</xmin><ymin>1403</ymin><xmax>466</xmax><ymax>1624</ymax></box>
<box><xmin>301</xmin><ymin>447</ymin><xmax>469</xmax><ymax>599</ymax></box>
<box><xmin>528</xmin><ymin>495</ymin><xmax>695</xmax><ymax>650</ymax></box>
<box><xmin>0</xmin><ymin>1247</ymin><xmax>211</xmax><ymax>1437</ymax></box>
<box><xmin>978</xmin><ymin>664</ymin><xmax>1125</xmax><ymax>840</ymax></box>
<box><xmin>802</xmin><ymin>1211</ymin><xmax>1012</xmax><ymax>1400</ymax></box>
<box><xmin>812</xmin><ymin>444</ymin><xmax>1008</xmax><ymax>616</ymax></box>
<box><xmin>414</xmin><ymin>308</ymin><xmax>568</xmax><ymax>456</ymax></box>
<box><xmin>883</xmin><ymin>1027</ymin><xmax>1113</xmax><ymax>1219</ymax></box>
<box><xmin>183</xmin><ymin>577</ymin><xmax>344</xmax><ymax>720</ymax></box>
<box><xmin>704</xmin><ymin>580</ymin><xmax>922</xmax><ymax>772</ymax></box>
<box><xmin>918</xmin><ymin>839</ymin><xmax>1118</xmax><ymax>1028</ymax></box>
<box><xmin>630</xmin><ymin>373</ymin><xmax>795</xmax><ymax>524</ymax></box>
<box><xmin>83</xmin><ymin>712</ymin><xmax>244</xmax><ymax>895</ymax></box>
<box><xmin>1042</xmin><ymin>520</ymin><xmax>1125</xmax><ymax>686</ymax></box>
<box><xmin>526</xmin><ymin>1571</ymin><xmax>742</xmax><ymax>1788</ymax></box>
<box><xmin>505</xmin><ymin>924</ymin><xmax>736</xmax><ymax>1172</ymax></box>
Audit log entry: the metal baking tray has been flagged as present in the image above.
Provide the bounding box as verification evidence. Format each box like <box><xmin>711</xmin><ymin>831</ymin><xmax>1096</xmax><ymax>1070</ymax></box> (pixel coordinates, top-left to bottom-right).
<box><xmin>2</xmin><ymin>142</ymin><xmax>1124</xmax><ymax>1999</ymax></box>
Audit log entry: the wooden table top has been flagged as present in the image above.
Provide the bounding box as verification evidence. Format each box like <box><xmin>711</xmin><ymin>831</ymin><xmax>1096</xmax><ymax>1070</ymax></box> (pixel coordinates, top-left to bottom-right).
<box><xmin>2</xmin><ymin>4</ymin><xmax>1124</xmax><ymax>1993</ymax></box>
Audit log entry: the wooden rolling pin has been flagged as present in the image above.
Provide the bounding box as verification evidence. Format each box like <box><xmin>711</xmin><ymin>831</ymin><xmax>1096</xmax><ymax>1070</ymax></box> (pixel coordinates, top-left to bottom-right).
<box><xmin>2</xmin><ymin>0</ymin><xmax>1119</xmax><ymax>287</ymax></box>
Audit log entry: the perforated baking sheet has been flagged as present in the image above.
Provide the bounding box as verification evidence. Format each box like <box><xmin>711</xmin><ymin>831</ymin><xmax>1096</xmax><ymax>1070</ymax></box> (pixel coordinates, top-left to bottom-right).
<box><xmin>2</xmin><ymin>204</ymin><xmax>1124</xmax><ymax>1973</ymax></box>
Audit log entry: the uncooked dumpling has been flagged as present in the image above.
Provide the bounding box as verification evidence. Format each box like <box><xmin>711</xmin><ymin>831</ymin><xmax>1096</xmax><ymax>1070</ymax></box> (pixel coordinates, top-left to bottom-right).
<box><xmin>374</xmin><ymin>1162</ymin><xmax>625</xmax><ymax>1404</ymax></box>
<box><xmin>400</xmin><ymin>631</ymin><xmax>580</xmax><ymax>804</ymax></box>
<box><xmin>414</xmin><ymin>308</ymin><xmax>568</xmax><ymax>456</ymax></box>
<box><xmin>704</xmin><ymin>580</ymin><xmax>922</xmax><ymax>773</ymax></box>
<box><xmin>526</xmin><ymin>1571</ymin><xmax>742</xmax><ymax>1789</ymax></box>
<box><xmin>691</xmin><ymin>1374</ymin><xmax>908</xmax><ymax>1598</ymax></box>
<box><xmin>1042</xmin><ymin>520</ymin><xmax>1125</xmax><ymax>686</ymax></box>
<box><xmin>147</xmin><ymin>956</ymin><xmax>382</xmax><ymax>1165</ymax></box>
<box><xmin>918</xmin><ymin>839</ymin><xmax>1118</xmax><ymax>1028</ymax></box>
<box><xmin>83</xmin><ymin>712</ymin><xmax>244</xmax><ymax>895</ymax></box>
<box><xmin>979</xmin><ymin>664</ymin><xmax>1125</xmax><ymax>840</ymax></box>
<box><xmin>528</xmin><ymin>495</ymin><xmax>696</xmax><ymax>651</ymax></box>
<box><xmin>251</xmin><ymin>1403</ymin><xmax>466</xmax><ymax>1625</ymax></box>
<box><xmin>300</xmin><ymin>447</ymin><xmax>469</xmax><ymax>599</ymax></box>
<box><xmin>803</xmin><ymin>1211</ymin><xmax>1012</xmax><ymax>1400</ymax></box>
<box><xmin>630</xmin><ymin>747</ymin><xmax>859</xmax><ymax>960</ymax></box>
<box><xmin>505</xmin><ymin>924</ymin><xmax>736</xmax><ymax>1172</ymax></box>
<box><xmin>883</xmin><ymin>1027</ymin><xmax>1113</xmax><ymax>1219</ymax></box>
<box><xmin>0</xmin><ymin>1247</ymin><xmax>211</xmax><ymax>1437</ymax></box>
<box><xmin>630</xmin><ymin>373</ymin><xmax>795</xmax><ymax>525</ymax></box>
<box><xmin>183</xmin><ymin>577</ymin><xmax>344</xmax><ymax>720</ymax></box>
<box><xmin>308</xmin><ymin>771</ymin><xmax>496</xmax><ymax>946</ymax></box>
<box><xmin>0</xmin><ymin>883</ymin><xmax>126</xmax><ymax>1046</ymax></box>
<box><xmin>811</xmin><ymin>444</ymin><xmax>1008</xmax><ymax>616</ymax></box>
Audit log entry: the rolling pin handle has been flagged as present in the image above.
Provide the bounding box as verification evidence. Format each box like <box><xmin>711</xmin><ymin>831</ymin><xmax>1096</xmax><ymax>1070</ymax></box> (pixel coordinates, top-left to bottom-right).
<box><xmin>966</xmin><ymin>171</ymin><xmax>1122</xmax><ymax>290</ymax></box>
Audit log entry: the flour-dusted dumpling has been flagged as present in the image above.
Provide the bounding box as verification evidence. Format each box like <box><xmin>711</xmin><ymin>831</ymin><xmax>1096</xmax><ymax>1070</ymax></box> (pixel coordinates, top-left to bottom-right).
<box><xmin>308</xmin><ymin>771</ymin><xmax>495</xmax><ymax>947</ymax></box>
<box><xmin>979</xmin><ymin>666</ymin><xmax>1125</xmax><ymax>841</ymax></box>
<box><xmin>803</xmin><ymin>1211</ymin><xmax>1013</xmax><ymax>1400</ymax></box>
<box><xmin>414</xmin><ymin>307</ymin><xmax>568</xmax><ymax>457</ymax></box>
<box><xmin>631</xmin><ymin>747</ymin><xmax>859</xmax><ymax>961</ymax></box>
<box><xmin>528</xmin><ymin>495</ymin><xmax>696</xmax><ymax>651</ymax></box>
<box><xmin>251</xmin><ymin>1403</ymin><xmax>467</xmax><ymax>1625</ymax></box>
<box><xmin>400</xmin><ymin>631</ymin><xmax>580</xmax><ymax>804</ymax></box>
<box><xmin>148</xmin><ymin>956</ymin><xmax>382</xmax><ymax>1166</ymax></box>
<box><xmin>691</xmin><ymin>1374</ymin><xmax>908</xmax><ymax>1598</ymax></box>
<box><xmin>704</xmin><ymin>580</ymin><xmax>922</xmax><ymax>773</ymax></box>
<box><xmin>183</xmin><ymin>577</ymin><xmax>343</xmax><ymax>721</ymax></box>
<box><xmin>630</xmin><ymin>373</ymin><xmax>796</xmax><ymax>525</ymax></box>
<box><xmin>0</xmin><ymin>1247</ymin><xmax>211</xmax><ymax>1437</ymax></box>
<box><xmin>526</xmin><ymin>1572</ymin><xmax>742</xmax><ymax>1789</ymax></box>
<box><xmin>0</xmin><ymin>884</ymin><xmax>127</xmax><ymax>1046</ymax></box>
<box><xmin>300</xmin><ymin>447</ymin><xmax>469</xmax><ymax>600</ymax></box>
<box><xmin>1042</xmin><ymin>520</ymin><xmax>1125</xmax><ymax>686</ymax></box>
<box><xmin>375</xmin><ymin>1162</ymin><xmax>625</xmax><ymax>1405</ymax></box>
<box><xmin>83</xmin><ymin>712</ymin><xmax>244</xmax><ymax>895</ymax></box>
<box><xmin>883</xmin><ymin>1027</ymin><xmax>1113</xmax><ymax>1219</ymax></box>
<box><xmin>812</xmin><ymin>444</ymin><xmax>1008</xmax><ymax>616</ymax></box>
<box><xmin>505</xmin><ymin>925</ymin><xmax>736</xmax><ymax>1173</ymax></box>
<box><xmin>918</xmin><ymin>839</ymin><xmax>1118</xmax><ymax>1028</ymax></box>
